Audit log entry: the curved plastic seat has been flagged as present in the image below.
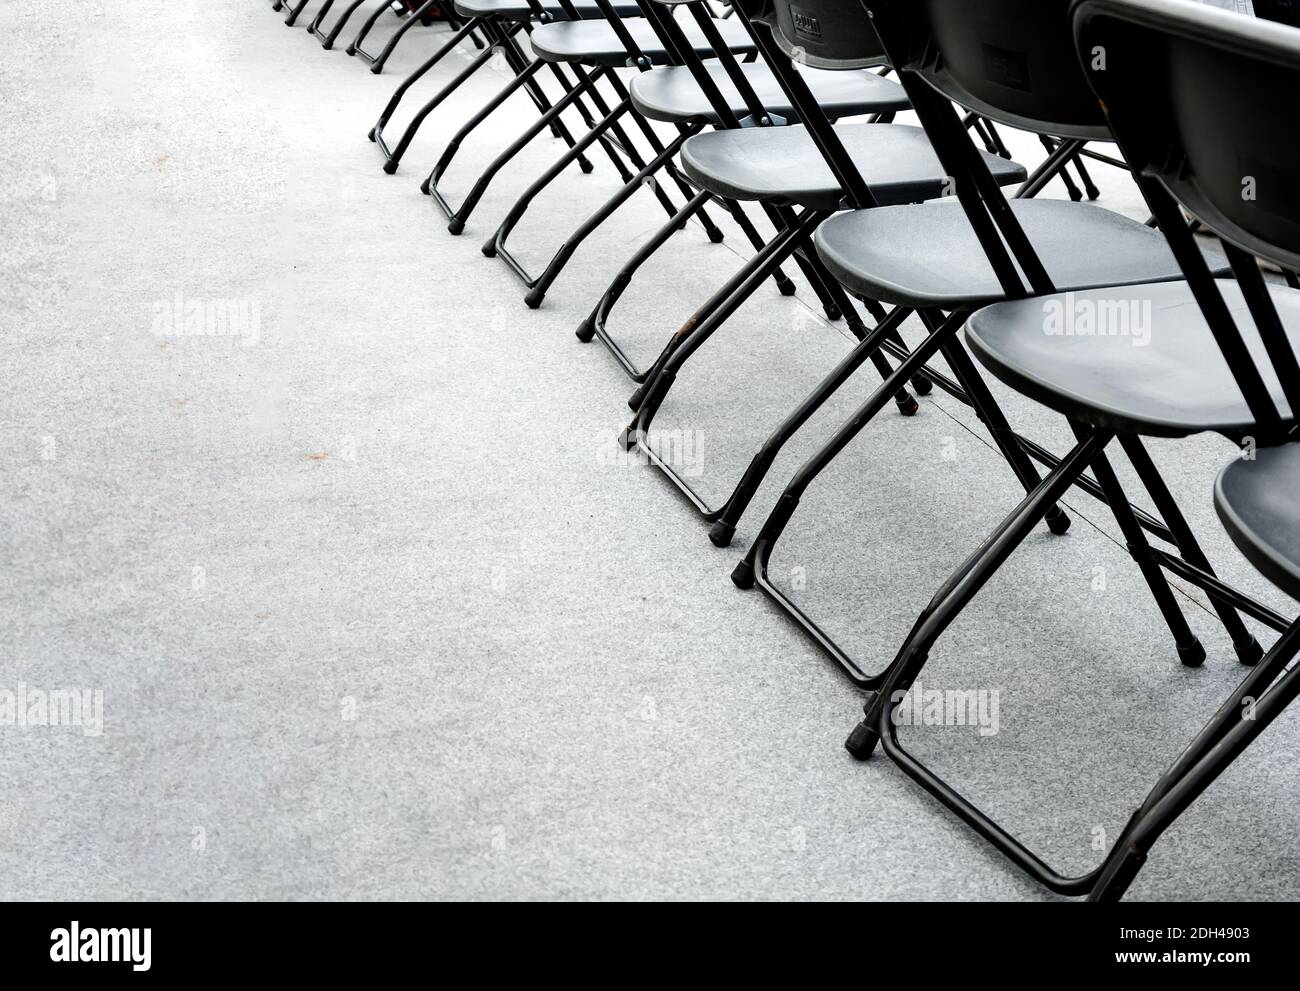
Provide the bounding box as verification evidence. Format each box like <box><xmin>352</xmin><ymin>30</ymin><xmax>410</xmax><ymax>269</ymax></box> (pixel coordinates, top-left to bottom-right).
<box><xmin>630</xmin><ymin>61</ymin><xmax>909</xmax><ymax>125</ymax></box>
<box><xmin>815</xmin><ymin>199</ymin><xmax>1211</xmax><ymax>309</ymax></box>
<box><xmin>964</xmin><ymin>278</ymin><xmax>1300</xmax><ymax>438</ymax></box>
<box><xmin>529</xmin><ymin>16</ymin><xmax>757</xmax><ymax>67</ymax></box>
<box><xmin>680</xmin><ymin>122</ymin><xmax>1025</xmax><ymax>211</ymax></box>
<box><xmin>453</xmin><ymin>0</ymin><xmax>643</xmax><ymax>21</ymax></box>
<box><xmin>1215</xmin><ymin>444</ymin><xmax>1300</xmax><ymax>600</ymax></box>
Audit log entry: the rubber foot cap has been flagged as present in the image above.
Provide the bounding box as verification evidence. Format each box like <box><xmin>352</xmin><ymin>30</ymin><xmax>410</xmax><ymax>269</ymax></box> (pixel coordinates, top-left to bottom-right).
<box><xmin>368</xmin><ymin>127</ymin><xmax>377</xmax><ymax>142</ymax></box>
<box><xmin>912</xmin><ymin>376</ymin><xmax>933</xmax><ymax>396</ymax></box>
<box><xmin>707</xmin><ymin>228</ymin><xmax>725</xmax><ymax>244</ymax></box>
<box><xmin>777</xmin><ymin>279</ymin><xmax>797</xmax><ymax>297</ymax></box>
<box><xmin>708</xmin><ymin>521</ymin><xmax>735</xmax><ymax>548</ymax></box>
<box><xmin>897</xmin><ymin>395</ymin><xmax>919</xmax><ymax>417</ymax></box>
<box><xmin>382</xmin><ymin>160</ymin><xmax>399</xmax><ymax>176</ymax></box>
<box><xmin>447</xmin><ymin>219</ymin><xmax>465</xmax><ymax>236</ymax></box>
<box><xmin>1235</xmin><ymin>636</ymin><xmax>1264</xmax><ymax>667</ymax></box>
<box><xmin>824</xmin><ymin>306</ymin><xmax>842</xmax><ymax>322</ymax></box>
<box><xmin>1046</xmin><ymin>508</ymin><xmax>1072</xmax><ymax>535</ymax></box>
<box><xmin>524</xmin><ymin>290</ymin><xmax>544</xmax><ymax>309</ymax></box>
<box><xmin>579</xmin><ymin>160</ymin><xmax>594</xmax><ymax>175</ymax></box>
<box><xmin>844</xmin><ymin>719</ymin><xmax>880</xmax><ymax>760</ymax></box>
<box><xmin>575</xmin><ymin>320</ymin><xmax>595</xmax><ymax>343</ymax></box>
<box><xmin>730</xmin><ymin>559</ymin><xmax>755</xmax><ymax>589</ymax></box>
<box><xmin>628</xmin><ymin>385</ymin><xmax>647</xmax><ymax>411</ymax></box>
<box><xmin>1178</xmin><ymin>638</ymin><xmax>1207</xmax><ymax>668</ymax></box>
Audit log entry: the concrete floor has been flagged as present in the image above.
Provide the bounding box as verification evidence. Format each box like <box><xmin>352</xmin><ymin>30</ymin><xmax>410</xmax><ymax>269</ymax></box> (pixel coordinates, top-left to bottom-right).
<box><xmin>2</xmin><ymin>0</ymin><xmax>1298</xmax><ymax>901</ymax></box>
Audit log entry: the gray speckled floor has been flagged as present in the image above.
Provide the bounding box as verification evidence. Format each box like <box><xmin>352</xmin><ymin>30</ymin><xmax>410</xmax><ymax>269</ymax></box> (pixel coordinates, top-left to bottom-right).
<box><xmin>1</xmin><ymin>0</ymin><xmax>1297</xmax><ymax>901</ymax></box>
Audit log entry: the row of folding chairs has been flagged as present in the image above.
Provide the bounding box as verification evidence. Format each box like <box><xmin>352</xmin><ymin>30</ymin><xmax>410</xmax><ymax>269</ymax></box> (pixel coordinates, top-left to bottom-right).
<box><xmin>272</xmin><ymin>0</ymin><xmax>1300</xmax><ymax>901</ymax></box>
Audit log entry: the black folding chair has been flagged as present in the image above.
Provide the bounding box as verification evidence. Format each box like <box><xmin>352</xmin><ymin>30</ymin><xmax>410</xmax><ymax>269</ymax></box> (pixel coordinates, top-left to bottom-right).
<box><xmin>369</xmin><ymin>1</ymin><xmax>631</xmax><ymax>177</ymax></box>
<box><xmin>484</xmin><ymin>0</ymin><xmax>922</xmax><ymax>309</ymax></box>
<box><xmin>620</xmin><ymin>0</ymin><xmax>1107</xmax><ymax>562</ymax></box>
<box><xmin>422</xmin><ymin>1</ymin><xmax>756</xmax><ymax>235</ymax></box>
<box><xmin>834</xmin><ymin>0</ymin><xmax>1300</xmax><ymax>900</ymax></box>
<box><xmin>716</xmin><ymin>0</ymin><xmax>1263</xmax><ymax>697</ymax></box>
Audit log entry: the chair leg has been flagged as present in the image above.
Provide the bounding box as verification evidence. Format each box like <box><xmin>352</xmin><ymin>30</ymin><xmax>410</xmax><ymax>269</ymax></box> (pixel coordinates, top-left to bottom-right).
<box><xmin>487</xmin><ymin>117</ymin><xmax>692</xmax><ymax>308</ymax></box>
<box><xmin>427</xmin><ymin>70</ymin><xmax>600</xmax><ymax>234</ymax></box>
<box><xmin>1085</xmin><ymin>435</ymin><xmax>1206</xmax><ymax>667</ymax></box>
<box><xmin>707</xmin><ymin>304</ymin><xmax>919</xmax><ymax>549</ymax></box>
<box><xmin>576</xmin><ymin>196</ymin><xmax>796</xmax><ymax>380</ymax></box>
<box><xmin>619</xmin><ymin>210</ymin><xmax>826</xmax><ymax>453</ymax></box>
<box><xmin>359</xmin><ymin>0</ymin><xmax>438</xmax><ymax>72</ymax></box>
<box><xmin>346</xmin><ymin>0</ymin><xmax>397</xmax><ymax>56</ymax></box>
<box><xmin>368</xmin><ymin>16</ymin><xmax>485</xmax><ymax>169</ymax></box>
<box><xmin>845</xmin><ymin>428</ymin><xmax>1113</xmax><ymax>756</ymax></box>
<box><xmin>306</xmin><ymin>0</ymin><xmax>338</xmax><ymax>37</ymax></box>
<box><xmin>284</xmin><ymin>0</ymin><xmax>312</xmax><ymax>26</ymax></box>
<box><xmin>1117</xmin><ymin>435</ymin><xmax>1263</xmax><ymax>664</ymax></box>
<box><xmin>1091</xmin><ymin>620</ymin><xmax>1300</xmax><ymax>900</ymax></box>
<box><xmin>319</xmin><ymin>0</ymin><xmax>371</xmax><ymax>49</ymax></box>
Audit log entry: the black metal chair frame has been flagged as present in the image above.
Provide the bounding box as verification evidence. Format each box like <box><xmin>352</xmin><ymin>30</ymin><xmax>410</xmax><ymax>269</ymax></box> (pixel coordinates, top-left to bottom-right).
<box><xmin>369</xmin><ymin>9</ymin><xmax>606</xmax><ymax>179</ymax></box>
<box><xmin>830</xmin><ymin>0</ymin><xmax>1298</xmax><ymax>901</ymax></box>
<box><xmin>481</xmin><ymin>0</ymin><xmax>742</xmax><ymax>306</ymax></box>
<box><xmin>415</xmin><ymin>2</ymin><xmax>726</xmax><ymax>236</ymax></box>
<box><xmin>617</xmin><ymin>3</ymin><xmax>1102</xmax><ymax>560</ymax></box>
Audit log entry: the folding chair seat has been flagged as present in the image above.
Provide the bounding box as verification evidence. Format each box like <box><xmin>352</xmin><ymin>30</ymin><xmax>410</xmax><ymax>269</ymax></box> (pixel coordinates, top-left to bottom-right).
<box><xmin>815</xmin><ymin>198</ymin><xmax>1204</xmax><ymax>308</ymax></box>
<box><xmin>528</xmin><ymin>13</ymin><xmax>757</xmax><ymax>66</ymax></box>
<box><xmin>1215</xmin><ymin>444</ymin><xmax>1300</xmax><ymax>601</ymax></box>
<box><xmin>459</xmin><ymin>0</ymin><xmax>644</xmax><ymax>19</ymax></box>
<box><xmin>680</xmin><ymin>122</ymin><xmax>1024</xmax><ymax>210</ymax></box>
<box><xmin>966</xmin><ymin>279</ymin><xmax>1300</xmax><ymax>438</ymax></box>
<box><xmin>628</xmin><ymin>61</ymin><xmax>909</xmax><ymax>126</ymax></box>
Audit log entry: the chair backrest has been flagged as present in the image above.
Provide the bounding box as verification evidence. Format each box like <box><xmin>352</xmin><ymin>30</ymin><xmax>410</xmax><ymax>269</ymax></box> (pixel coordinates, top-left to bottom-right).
<box><xmin>1075</xmin><ymin>0</ymin><xmax>1300</xmax><ymax>439</ymax></box>
<box><xmin>735</xmin><ymin>0</ymin><xmax>888</xmax><ymax>68</ymax></box>
<box><xmin>1075</xmin><ymin>0</ymin><xmax>1300</xmax><ymax>273</ymax></box>
<box><xmin>865</xmin><ymin>0</ymin><xmax>1112</xmax><ymax>141</ymax></box>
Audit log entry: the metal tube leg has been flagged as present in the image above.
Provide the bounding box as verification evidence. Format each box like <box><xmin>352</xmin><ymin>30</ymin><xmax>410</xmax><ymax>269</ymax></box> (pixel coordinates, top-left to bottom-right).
<box><xmin>731</xmin><ymin>310</ymin><xmax>971</xmax><ymax>592</ymax></box>
<box><xmin>346</xmin><ymin>0</ymin><xmax>396</xmax><ymax>55</ymax></box>
<box><xmin>363</xmin><ymin>0</ymin><xmax>437</xmax><ymax>72</ymax></box>
<box><xmin>928</xmin><ymin>315</ymin><xmax>1071</xmax><ymax>536</ymax></box>
<box><xmin>307</xmin><ymin>0</ymin><xmax>336</xmax><ymax>33</ymax></box>
<box><xmin>423</xmin><ymin>59</ymin><xmax>553</xmax><ymax>194</ymax></box>
<box><xmin>620</xmin><ymin>212</ymin><xmax>824</xmax><ymax>451</ymax></box>
<box><xmin>504</xmin><ymin>122</ymin><xmax>692</xmax><ymax>309</ymax></box>
<box><xmin>377</xmin><ymin>37</ymin><xmax>500</xmax><ymax>173</ymax></box>
<box><xmin>284</xmin><ymin>0</ymin><xmax>311</xmax><ymax>26</ymax></box>
<box><xmin>576</xmin><ymin>190</ymin><xmax>711</xmax><ymax>353</ymax></box>
<box><xmin>483</xmin><ymin>98</ymin><xmax>637</xmax><ymax>261</ymax></box>
<box><xmin>1090</xmin><ymin>622</ymin><xmax>1300</xmax><ymax>901</ymax></box>
<box><xmin>707</xmin><ymin>305</ymin><xmax>917</xmax><ymax>548</ymax></box>
<box><xmin>369</xmin><ymin>17</ymin><xmax>485</xmax><ymax>142</ymax></box>
<box><xmin>321</xmin><ymin>0</ymin><xmax>373</xmax><ymax>49</ymax></box>
<box><xmin>433</xmin><ymin>72</ymin><xmax>599</xmax><ymax>233</ymax></box>
<box><xmin>1118</xmin><ymin>434</ymin><xmax>1263</xmax><ymax>665</ymax></box>
<box><xmin>810</xmin><ymin>258</ymin><xmax>917</xmax><ymax>415</ymax></box>
<box><xmin>843</xmin><ymin>430</ymin><xmax>1112</xmax><ymax>759</ymax></box>
<box><xmin>724</xmin><ymin>200</ymin><xmax>797</xmax><ymax>297</ymax></box>
<box><xmin>626</xmin><ymin>208</ymin><xmax>801</xmax><ymax>411</ymax></box>
<box><xmin>1083</xmin><ymin>432</ymin><xmax>1205</xmax><ymax>666</ymax></box>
